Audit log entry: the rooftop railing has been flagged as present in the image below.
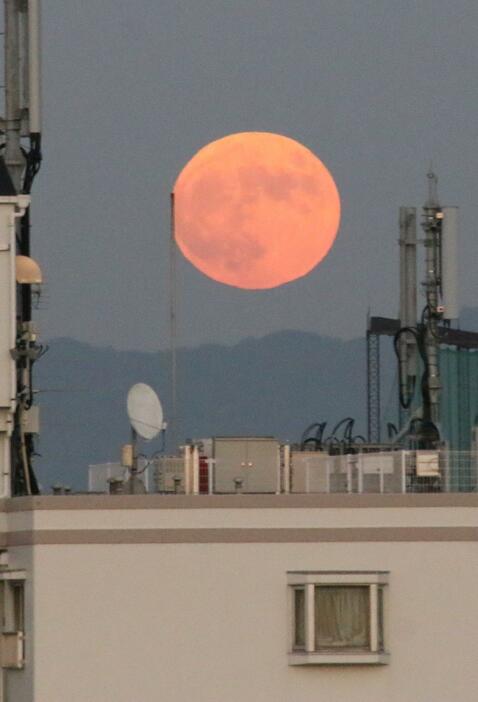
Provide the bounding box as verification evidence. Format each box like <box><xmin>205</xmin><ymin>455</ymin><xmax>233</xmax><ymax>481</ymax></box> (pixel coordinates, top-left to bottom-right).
<box><xmin>147</xmin><ymin>449</ymin><xmax>478</xmax><ymax>496</ymax></box>
<box><xmin>288</xmin><ymin>450</ymin><xmax>478</xmax><ymax>494</ymax></box>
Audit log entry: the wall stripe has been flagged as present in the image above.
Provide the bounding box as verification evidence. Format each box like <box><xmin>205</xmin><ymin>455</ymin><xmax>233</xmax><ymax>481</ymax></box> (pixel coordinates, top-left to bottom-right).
<box><xmin>3</xmin><ymin>493</ymin><xmax>478</xmax><ymax>512</ymax></box>
<box><xmin>6</xmin><ymin>526</ymin><xmax>478</xmax><ymax>546</ymax></box>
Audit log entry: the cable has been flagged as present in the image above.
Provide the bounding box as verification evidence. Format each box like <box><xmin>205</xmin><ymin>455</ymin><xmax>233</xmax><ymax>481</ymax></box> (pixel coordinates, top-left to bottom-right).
<box><xmin>300</xmin><ymin>418</ymin><xmax>365</xmax><ymax>454</ymax></box>
<box><xmin>21</xmin><ymin>133</ymin><xmax>42</xmax><ymax>195</ymax></box>
<box><xmin>325</xmin><ymin>417</ymin><xmax>355</xmax><ymax>444</ymax></box>
<box><xmin>387</xmin><ymin>423</ymin><xmax>398</xmax><ymax>439</ymax></box>
<box><xmin>300</xmin><ymin>422</ymin><xmax>326</xmax><ymax>451</ymax></box>
<box><xmin>19</xmin><ymin>410</ymin><xmax>32</xmax><ymax>495</ymax></box>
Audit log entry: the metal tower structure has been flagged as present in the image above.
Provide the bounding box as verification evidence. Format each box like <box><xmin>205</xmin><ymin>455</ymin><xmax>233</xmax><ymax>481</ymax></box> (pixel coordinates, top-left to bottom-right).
<box><xmin>367</xmin><ymin>172</ymin><xmax>471</xmax><ymax>449</ymax></box>
<box><xmin>0</xmin><ymin>0</ymin><xmax>42</xmax><ymax>495</ymax></box>
<box><xmin>420</xmin><ymin>171</ymin><xmax>442</xmax><ymax>428</ymax></box>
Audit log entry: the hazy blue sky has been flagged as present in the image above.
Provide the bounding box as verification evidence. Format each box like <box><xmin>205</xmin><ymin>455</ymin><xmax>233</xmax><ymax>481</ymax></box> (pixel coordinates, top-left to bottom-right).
<box><xmin>32</xmin><ymin>0</ymin><xmax>478</xmax><ymax>351</ymax></box>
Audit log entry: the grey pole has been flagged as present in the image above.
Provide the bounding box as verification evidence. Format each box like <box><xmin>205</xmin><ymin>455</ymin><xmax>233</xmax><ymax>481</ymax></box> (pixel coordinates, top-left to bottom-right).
<box><xmin>4</xmin><ymin>0</ymin><xmax>26</xmax><ymax>191</ymax></box>
<box><xmin>169</xmin><ymin>192</ymin><xmax>178</xmax><ymax>453</ymax></box>
<box><xmin>131</xmin><ymin>428</ymin><xmax>138</xmax><ymax>494</ymax></box>
<box><xmin>398</xmin><ymin>207</ymin><xmax>417</xmax><ymax>426</ymax></box>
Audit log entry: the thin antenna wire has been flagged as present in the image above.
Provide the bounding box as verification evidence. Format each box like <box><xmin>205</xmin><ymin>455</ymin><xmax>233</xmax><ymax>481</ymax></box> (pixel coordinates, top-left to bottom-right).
<box><xmin>169</xmin><ymin>191</ymin><xmax>177</xmax><ymax>452</ymax></box>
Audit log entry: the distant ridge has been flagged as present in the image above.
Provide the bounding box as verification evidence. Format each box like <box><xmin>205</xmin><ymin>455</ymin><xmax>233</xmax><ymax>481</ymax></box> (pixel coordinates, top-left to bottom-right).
<box><xmin>34</xmin><ymin>329</ymin><xmax>397</xmax><ymax>490</ymax></box>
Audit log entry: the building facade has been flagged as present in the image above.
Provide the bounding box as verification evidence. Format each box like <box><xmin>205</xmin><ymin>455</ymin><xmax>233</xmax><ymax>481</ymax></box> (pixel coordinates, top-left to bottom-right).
<box><xmin>1</xmin><ymin>492</ymin><xmax>477</xmax><ymax>702</ymax></box>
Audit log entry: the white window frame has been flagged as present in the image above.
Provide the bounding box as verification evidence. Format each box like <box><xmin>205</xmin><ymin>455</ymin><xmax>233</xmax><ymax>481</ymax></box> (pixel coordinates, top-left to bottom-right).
<box><xmin>287</xmin><ymin>571</ymin><xmax>389</xmax><ymax>665</ymax></box>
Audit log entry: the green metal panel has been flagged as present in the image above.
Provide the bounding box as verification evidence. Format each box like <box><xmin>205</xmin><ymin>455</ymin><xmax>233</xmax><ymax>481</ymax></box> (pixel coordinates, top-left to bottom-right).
<box><xmin>440</xmin><ymin>347</ymin><xmax>478</xmax><ymax>451</ymax></box>
<box><xmin>385</xmin><ymin>347</ymin><xmax>477</xmax><ymax>490</ymax></box>
<box><xmin>440</xmin><ymin>348</ymin><xmax>478</xmax><ymax>491</ymax></box>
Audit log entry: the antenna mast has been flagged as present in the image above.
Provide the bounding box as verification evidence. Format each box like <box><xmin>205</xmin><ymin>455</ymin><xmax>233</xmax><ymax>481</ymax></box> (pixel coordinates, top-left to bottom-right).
<box><xmin>1</xmin><ymin>0</ymin><xmax>43</xmax><ymax>495</ymax></box>
<box><xmin>169</xmin><ymin>192</ymin><xmax>177</xmax><ymax>452</ymax></box>
<box><xmin>421</xmin><ymin>169</ymin><xmax>442</xmax><ymax>429</ymax></box>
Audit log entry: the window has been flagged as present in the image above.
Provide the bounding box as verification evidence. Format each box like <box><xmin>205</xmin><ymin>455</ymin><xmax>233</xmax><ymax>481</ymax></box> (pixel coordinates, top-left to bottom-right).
<box><xmin>0</xmin><ymin>575</ymin><xmax>26</xmax><ymax>669</ymax></box>
<box><xmin>12</xmin><ymin>582</ymin><xmax>25</xmax><ymax>633</ymax></box>
<box><xmin>288</xmin><ymin>571</ymin><xmax>389</xmax><ymax>665</ymax></box>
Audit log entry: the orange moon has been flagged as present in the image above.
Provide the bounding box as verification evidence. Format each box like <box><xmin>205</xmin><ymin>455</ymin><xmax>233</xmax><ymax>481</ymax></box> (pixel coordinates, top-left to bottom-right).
<box><xmin>173</xmin><ymin>132</ymin><xmax>340</xmax><ymax>289</ymax></box>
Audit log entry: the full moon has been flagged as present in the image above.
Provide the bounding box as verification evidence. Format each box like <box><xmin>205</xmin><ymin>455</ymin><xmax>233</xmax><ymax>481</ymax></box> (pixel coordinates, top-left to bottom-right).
<box><xmin>173</xmin><ymin>132</ymin><xmax>340</xmax><ymax>289</ymax></box>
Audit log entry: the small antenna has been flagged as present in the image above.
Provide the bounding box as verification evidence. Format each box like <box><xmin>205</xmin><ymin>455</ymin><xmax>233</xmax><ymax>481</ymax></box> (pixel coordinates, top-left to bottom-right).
<box><xmin>426</xmin><ymin>165</ymin><xmax>439</xmax><ymax>208</ymax></box>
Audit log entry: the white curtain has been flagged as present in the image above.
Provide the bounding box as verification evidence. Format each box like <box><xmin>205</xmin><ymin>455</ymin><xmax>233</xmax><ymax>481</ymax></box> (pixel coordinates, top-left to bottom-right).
<box><xmin>294</xmin><ymin>588</ymin><xmax>305</xmax><ymax>648</ymax></box>
<box><xmin>315</xmin><ymin>586</ymin><xmax>369</xmax><ymax>649</ymax></box>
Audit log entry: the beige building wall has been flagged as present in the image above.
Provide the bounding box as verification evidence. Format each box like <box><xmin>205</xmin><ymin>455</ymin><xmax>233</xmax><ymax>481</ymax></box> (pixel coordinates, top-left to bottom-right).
<box><xmin>2</xmin><ymin>494</ymin><xmax>478</xmax><ymax>702</ymax></box>
<box><xmin>4</xmin><ymin>548</ymin><xmax>33</xmax><ymax>702</ymax></box>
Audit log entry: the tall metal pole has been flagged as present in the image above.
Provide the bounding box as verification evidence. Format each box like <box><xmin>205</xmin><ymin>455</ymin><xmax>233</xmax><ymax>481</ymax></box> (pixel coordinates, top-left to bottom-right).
<box><xmin>4</xmin><ymin>0</ymin><xmax>25</xmax><ymax>192</ymax></box>
<box><xmin>398</xmin><ymin>207</ymin><xmax>417</xmax><ymax>426</ymax></box>
<box><xmin>130</xmin><ymin>427</ymin><xmax>137</xmax><ymax>494</ymax></box>
<box><xmin>169</xmin><ymin>192</ymin><xmax>177</xmax><ymax>453</ymax></box>
<box><xmin>366</xmin><ymin>326</ymin><xmax>381</xmax><ymax>443</ymax></box>
<box><xmin>27</xmin><ymin>0</ymin><xmax>42</xmax><ymax>136</ymax></box>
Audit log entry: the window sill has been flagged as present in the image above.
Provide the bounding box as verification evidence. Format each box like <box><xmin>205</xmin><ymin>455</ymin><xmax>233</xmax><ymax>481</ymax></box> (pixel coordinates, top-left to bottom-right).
<box><xmin>288</xmin><ymin>651</ymin><xmax>390</xmax><ymax>666</ymax></box>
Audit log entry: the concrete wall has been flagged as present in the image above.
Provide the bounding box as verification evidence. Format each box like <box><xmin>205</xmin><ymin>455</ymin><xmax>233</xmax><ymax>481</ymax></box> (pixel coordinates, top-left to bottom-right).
<box><xmin>2</xmin><ymin>494</ymin><xmax>478</xmax><ymax>702</ymax></box>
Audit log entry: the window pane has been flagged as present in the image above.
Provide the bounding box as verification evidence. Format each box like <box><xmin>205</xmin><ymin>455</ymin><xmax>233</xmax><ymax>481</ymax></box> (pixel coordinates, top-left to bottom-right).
<box><xmin>13</xmin><ymin>583</ymin><xmax>25</xmax><ymax>632</ymax></box>
<box><xmin>294</xmin><ymin>588</ymin><xmax>305</xmax><ymax>649</ymax></box>
<box><xmin>378</xmin><ymin>587</ymin><xmax>384</xmax><ymax>651</ymax></box>
<box><xmin>315</xmin><ymin>586</ymin><xmax>370</xmax><ymax>650</ymax></box>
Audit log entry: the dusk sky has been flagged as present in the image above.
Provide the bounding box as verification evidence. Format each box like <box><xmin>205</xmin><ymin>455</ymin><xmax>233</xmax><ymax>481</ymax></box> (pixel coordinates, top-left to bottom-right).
<box><xmin>32</xmin><ymin>0</ymin><xmax>478</xmax><ymax>351</ymax></box>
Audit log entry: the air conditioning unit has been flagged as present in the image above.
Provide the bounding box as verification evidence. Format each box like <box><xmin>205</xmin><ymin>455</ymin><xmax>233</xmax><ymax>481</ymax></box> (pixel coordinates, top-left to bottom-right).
<box><xmin>1</xmin><ymin>632</ymin><xmax>24</xmax><ymax>669</ymax></box>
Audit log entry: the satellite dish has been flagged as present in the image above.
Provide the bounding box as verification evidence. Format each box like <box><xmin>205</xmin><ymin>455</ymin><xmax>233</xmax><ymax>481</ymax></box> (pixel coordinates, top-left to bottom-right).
<box><xmin>127</xmin><ymin>383</ymin><xmax>163</xmax><ymax>440</ymax></box>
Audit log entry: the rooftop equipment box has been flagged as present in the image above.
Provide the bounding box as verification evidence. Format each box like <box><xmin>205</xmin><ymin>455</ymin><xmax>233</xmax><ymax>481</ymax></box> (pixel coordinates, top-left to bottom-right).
<box><xmin>213</xmin><ymin>437</ymin><xmax>280</xmax><ymax>493</ymax></box>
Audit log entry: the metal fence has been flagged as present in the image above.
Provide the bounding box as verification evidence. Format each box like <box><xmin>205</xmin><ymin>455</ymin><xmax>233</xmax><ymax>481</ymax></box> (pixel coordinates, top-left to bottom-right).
<box><xmin>133</xmin><ymin>449</ymin><xmax>478</xmax><ymax>496</ymax></box>
<box><xmin>290</xmin><ymin>450</ymin><xmax>478</xmax><ymax>494</ymax></box>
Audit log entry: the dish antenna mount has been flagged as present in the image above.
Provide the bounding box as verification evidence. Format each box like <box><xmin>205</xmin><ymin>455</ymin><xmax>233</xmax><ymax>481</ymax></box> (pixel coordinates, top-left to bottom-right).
<box><xmin>124</xmin><ymin>383</ymin><xmax>166</xmax><ymax>494</ymax></box>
